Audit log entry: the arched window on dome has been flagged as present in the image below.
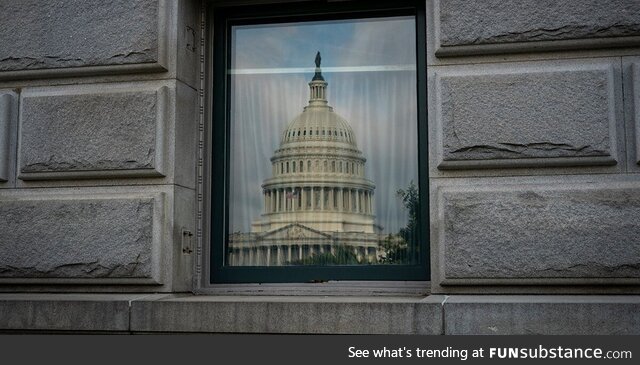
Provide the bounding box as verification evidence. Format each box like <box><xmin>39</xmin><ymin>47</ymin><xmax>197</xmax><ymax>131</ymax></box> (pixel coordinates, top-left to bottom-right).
<box><xmin>323</xmin><ymin>160</ymin><xmax>327</xmax><ymax>172</ymax></box>
<box><xmin>286</xmin><ymin>162</ymin><xmax>289</xmax><ymax>173</ymax></box>
<box><xmin>300</xmin><ymin>160</ymin><xmax>303</xmax><ymax>172</ymax></box>
<box><xmin>292</xmin><ymin>161</ymin><xmax>296</xmax><ymax>173</ymax></box>
<box><xmin>331</xmin><ymin>161</ymin><xmax>335</xmax><ymax>172</ymax></box>
<box><xmin>307</xmin><ymin>160</ymin><xmax>311</xmax><ymax>172</ymax></box>
<box><xmin>339</xmin><ymin>161</ymin><xmax>343</xmax><ymax>173</ymax></box>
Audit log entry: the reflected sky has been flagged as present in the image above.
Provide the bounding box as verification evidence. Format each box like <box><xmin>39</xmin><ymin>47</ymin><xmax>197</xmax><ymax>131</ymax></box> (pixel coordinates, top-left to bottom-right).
<box><xmin>229</xmin><ymin>16</ymin><xmax>418</xmax><ymax>233</ymax></box>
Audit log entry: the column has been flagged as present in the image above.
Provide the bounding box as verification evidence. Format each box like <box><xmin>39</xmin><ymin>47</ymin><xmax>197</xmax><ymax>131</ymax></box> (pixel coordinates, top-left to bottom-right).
<box><xmin>364</xmin><ymin>192</ymin><xmax>369</xmax><ymax>214</ymax></box>
<box><xmin>310</xmin><ymin>187</ymin><xmax>315</xmax><ymax>211</ymax></box>
<box><xmin>272</xmin><ymin>190</ymin><xmax>277</xmax><ymax>213</ymax></box>
<box><xmin>266</xmin><ymin>247</ymin><xmax>271</xmax><ymax>266</ymax></box>
<box><xmin>354</xmin><ymin>190</ymin><xmax>360</xmax><ymax>213</ymax></box>
<box><xmin>285</xmin><ymin>188</ymin><xmax>289</xmax><ymax>212</ymax></box>
<box><xmin>289</xmin><ymin>188</ymin><xmax>293</xmax><ymax>211</ymax></box>
<box><xmin>337</xmin><ymin>188</ymin><xmax>343</xmax><ymax>211</ymax></box>
<box><xmin>302</xmin><ymin>187</ymin><xmax>307</xmax><ymax>210</ymax></box>
<box><xmin>292</xmin><ymin>187</ymin><xmax>296</xmax><ymax>212</ymax></box>
<box><xmin>298</xmin><ymin>188</ymin><xmax>302</xmax><ymax>209</ymax></box>
<box><xmin>363</xmin><ymin>191</ymin><xmax>367</xmax><ymax>214</ymax></box>
<box><xmin>329</xmin><ymin>188</ymin><xmax>334</xmax><ymax>210</ymax></box>
<box><xmin>320</xmin><ymin>187</ymin><xmax>325</xmax><ymax>210</ymax></box>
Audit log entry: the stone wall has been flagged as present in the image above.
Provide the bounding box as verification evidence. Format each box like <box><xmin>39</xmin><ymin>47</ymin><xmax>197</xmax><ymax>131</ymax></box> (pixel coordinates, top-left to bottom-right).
<box><xmin>0</xmin><ymin>0</ymin><xmax>200</xmax><ymax>292</ymax></box>
<box><xmin>0</xmin><ymin>0</ymin><xmax>639</xmax><ymax>335</ymax></box>
<box><xmin>1</xmin><ymin>0</ymin><xmax>639</xmax><ymax>298</ymax></box>
<box><xmin>429</xmin><ymin>0</ymin><xmax>640</xmax><ymax>293</ymax></box>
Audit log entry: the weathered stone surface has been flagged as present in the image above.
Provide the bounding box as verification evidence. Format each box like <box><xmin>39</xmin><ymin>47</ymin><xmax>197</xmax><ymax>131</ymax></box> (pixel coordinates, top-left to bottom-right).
<box><xmin>0</xmin><ymin>294</ymin><xmax>140</xmax><ymax>331</ymax></box>
<box><xmin>0</xmin><ymin>91</ymin><xmax>16</xmax><ymax>182</ymax></box>
<box><xmin>131</xmin><ymin>296</ymin><xmax>444</xmax><ymax>334</ymax></box>
<box><xmin>633</xmin><ymin>63</ymin><xmax>640</xmax><ymax>166</ymax></box>
<box><xmin>439</xmin><ymin>184</ymin><xmax>640</xmax><ymax>280</ymax></box>
<box><xmin>0</xmin><ymin>0</ymin><xmax>160</xmax><ymax>72</ymax></box>
<box><xmin>19</xmin><ymin>85</ymin><xmax>166</xmax><ymax>179</ymax></box>
<box><xmin>0</xmin><ymin>197</ymin><xmax>156</xmax><ymax>279</ymax></box>
<box><xmin>436</xmin><ymin>63</ymin><xmax>618</xmax><ymax>168</ymax></box>
<box><xmin>436</xmin><ymin>0</ymin><xmax>640</xmax><ymax>54</ymax></box>
<box><xmin>445</xmin><ymin>296</ymin><xmax>640</xmax><ymax>335</ymax></box>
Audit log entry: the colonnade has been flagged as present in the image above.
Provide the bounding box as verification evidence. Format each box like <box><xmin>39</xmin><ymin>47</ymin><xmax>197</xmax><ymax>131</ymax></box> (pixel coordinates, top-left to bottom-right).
<box><xmin>274</xmin><ymin>159</ymin><xmax>363</xmax><ymax>177</ymax></box>
<box><xmin>228</xmin><ymin>243</ymin><xmax>378</xmax><ymax>266</ymax></box>
<box><xmin>263</xmin><ymin>187</ymin><xmax>373</xmax><ymax>214</ymax></box>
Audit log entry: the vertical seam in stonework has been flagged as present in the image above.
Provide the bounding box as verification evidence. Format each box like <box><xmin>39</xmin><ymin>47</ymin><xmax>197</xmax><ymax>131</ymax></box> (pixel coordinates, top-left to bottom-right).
<box><xmin>441</xmin><ymin>295</ymin><xmax>449</xmax><ymax>335</ymax></box>
<box><xmin>127</xmin><ymin>294</ymin><xmax>145</xmax><ymax>333</ymax></box>
<box><xmin>619</xmin><ymin>56</ymin><xmax>629</xmax><ymax>174</ymax></box>
<box><xmin>195</xmin><ymin>0</ymin><xmax>207</xmax><ymax>290</ymax></box>
<box><xmin>12</xmin><ymin>91</ymin><xmax>19</xmax><ymax>187</ymax></box>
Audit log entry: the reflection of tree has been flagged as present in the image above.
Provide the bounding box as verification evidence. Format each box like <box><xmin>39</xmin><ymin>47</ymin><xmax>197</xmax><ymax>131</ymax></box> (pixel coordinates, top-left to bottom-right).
<box><xmin>378</xmin><ymin>181</ymin><xmax>419</xmax><ymax>264</ymax></box>
<box><xmin>290</xmin><ymin>245</ymin><xmax>363</xmax><ymax>265</ymax></box>
<box><xmin>378</xmin><ymin>234</ymin><xmax>407</xmax><ymax>264</ymax></box>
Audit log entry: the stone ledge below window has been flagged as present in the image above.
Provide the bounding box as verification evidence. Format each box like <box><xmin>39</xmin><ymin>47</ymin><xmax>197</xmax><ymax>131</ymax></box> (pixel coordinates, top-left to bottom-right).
<box><xmin>1</xmin><ymin>294</ymin><xmax>639</xmax><ymax>335</ymax></box>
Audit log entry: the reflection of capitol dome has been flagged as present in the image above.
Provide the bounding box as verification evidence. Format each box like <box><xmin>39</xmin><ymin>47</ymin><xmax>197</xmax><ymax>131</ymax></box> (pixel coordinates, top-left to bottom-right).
<box><xmin>229</xmin><ymin>54</ymin><xmax>384</xmax><ymax>266</ymax></box>
<box><xmin>252</xmin><ymin>57</ymin><xmax>379</xmax><ymax>234</ymax></box>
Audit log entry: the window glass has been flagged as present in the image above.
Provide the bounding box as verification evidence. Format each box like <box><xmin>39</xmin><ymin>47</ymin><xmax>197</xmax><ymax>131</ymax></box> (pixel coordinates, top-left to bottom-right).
<box><xmin>226</xmin><ymin>15</ymin><xmax>420</xmax><ymax>269</ymax></box>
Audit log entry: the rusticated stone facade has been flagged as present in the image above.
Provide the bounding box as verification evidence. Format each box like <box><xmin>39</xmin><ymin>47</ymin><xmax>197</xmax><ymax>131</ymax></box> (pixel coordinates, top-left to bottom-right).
<box><xmin>0</xmin><ymin>0</ymin><xmax>639</xmax><ymax>334</ymax></box>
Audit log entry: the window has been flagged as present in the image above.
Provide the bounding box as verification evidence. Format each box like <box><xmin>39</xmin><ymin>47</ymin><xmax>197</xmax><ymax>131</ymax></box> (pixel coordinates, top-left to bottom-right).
<box><xmin>211</xmin><ymin>0</ymin><xmax>427</xmax><ymax>283</ymax></box>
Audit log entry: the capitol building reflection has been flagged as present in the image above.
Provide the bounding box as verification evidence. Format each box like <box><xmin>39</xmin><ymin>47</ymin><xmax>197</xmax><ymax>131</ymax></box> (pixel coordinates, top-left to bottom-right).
<box><xmin>228</xmin><ymin>54</ymin><xmax>393</xmax><ymax>266</ymax></box>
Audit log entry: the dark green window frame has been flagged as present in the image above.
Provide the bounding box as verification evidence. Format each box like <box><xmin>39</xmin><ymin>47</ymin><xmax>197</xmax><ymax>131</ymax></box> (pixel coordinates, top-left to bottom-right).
<box><xmin>210</xmin><ymin>0</ymin><xmax>429</xmax><ymax>283</ymax></box>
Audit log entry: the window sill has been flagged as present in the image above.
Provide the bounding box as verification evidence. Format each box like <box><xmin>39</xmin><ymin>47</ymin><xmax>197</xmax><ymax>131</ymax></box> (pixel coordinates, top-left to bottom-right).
<box><xmin>195</xmin><ymin>281</ymin><xmax>430</xmax><ymax>296</ymax></box>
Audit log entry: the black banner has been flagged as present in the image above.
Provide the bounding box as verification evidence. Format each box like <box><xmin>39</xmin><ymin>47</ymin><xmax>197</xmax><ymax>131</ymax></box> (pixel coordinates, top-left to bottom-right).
<box><xmin>0</xmin><ymin>335</ymin><xmax>637</xmax><ymax>365</ymax></box>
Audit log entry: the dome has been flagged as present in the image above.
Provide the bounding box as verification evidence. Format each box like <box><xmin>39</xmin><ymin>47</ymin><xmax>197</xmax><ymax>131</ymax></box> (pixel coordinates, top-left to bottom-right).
<box><xmin>280</xmin><ymin>105</ymin><xmax>358</xmax><ymax>147</ymax></box>
<box><xmin>250</xmin><ymin>52</ymin><xmax>379</xmax><ymax>239</ymax></box>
